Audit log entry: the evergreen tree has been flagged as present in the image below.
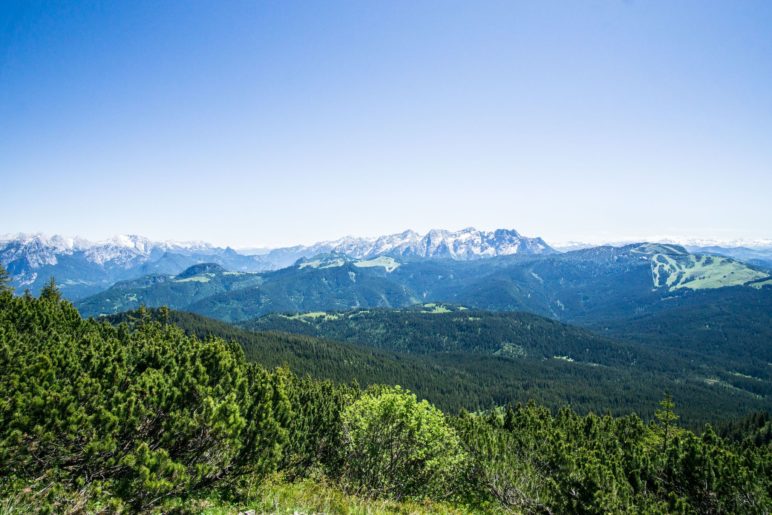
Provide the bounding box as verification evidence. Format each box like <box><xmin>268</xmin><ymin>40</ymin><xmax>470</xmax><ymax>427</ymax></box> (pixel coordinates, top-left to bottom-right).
<box><xmin>656</xmin><ymin>392</ymin><xmax>679</xmax><ymax>453</ymax></box>
<box><xmin>39</xmin><ymin>276</ymin><xmax>61</xmax><ymax>301</ymax></box>
<box><xmin>0</xmin><ymin>263</ymin><xmax>11</xmax><ymax>293</ymax></box>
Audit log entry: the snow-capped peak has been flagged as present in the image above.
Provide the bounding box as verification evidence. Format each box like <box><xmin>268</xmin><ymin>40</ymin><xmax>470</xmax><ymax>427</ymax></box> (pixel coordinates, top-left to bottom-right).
<box><xmin>311</xmin><ymin>227</ymin><xmax>553</xmax><ymax>260</ymax></box>
<box><xmin>0</xmin><ymin>233</ymin><xmax>220</xmax><ymax>269</ymax></box>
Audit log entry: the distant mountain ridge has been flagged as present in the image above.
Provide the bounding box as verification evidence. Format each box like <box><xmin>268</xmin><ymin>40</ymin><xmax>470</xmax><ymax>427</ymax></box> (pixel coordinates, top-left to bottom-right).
<box><xmin>0</xmin><ymin>233</ymin><xmax>266</xmax><ymax>298</ymax></box>
<box><xmin>7</xmin><ymin>229</ymin><xmax>770</xmax><ymax>302</ymax></box>
<box><xmin>76</xmin><ymin>242</ymin><xmax>772</xmax><ymax>324</ymax></box>
<box><xmin>0</xmin><ymin>227</ymin><xmax>553</xmax><ymax>298</ymax></box>
<box><xmin>264</xmin><ymin>227</ymin><xmax>553</xmax><ymax>266</ymax></box>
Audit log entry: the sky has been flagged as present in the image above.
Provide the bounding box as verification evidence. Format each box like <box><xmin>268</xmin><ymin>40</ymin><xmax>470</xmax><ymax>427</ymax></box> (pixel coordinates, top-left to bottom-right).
<box><xmin>1</xmin><ymin>1</ymin><xmax>771</xmax><ymax>248</ymax></box>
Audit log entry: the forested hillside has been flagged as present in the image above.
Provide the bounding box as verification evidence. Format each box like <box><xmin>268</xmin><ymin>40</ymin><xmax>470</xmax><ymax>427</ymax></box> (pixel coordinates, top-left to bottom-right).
<box><xmin>75</xmin><ymin>263</ymin><xmax>262</xmax><ymax>316</ymax></box>
<box><xmin>111</xmin><ymin>306</ymin><xmax>770</xmax><ymax>427</ymax></box>
<box><xmin>244</xmin><ymin>304</ymin><xmax>677</xmax><ymax>365</ymax></box>
<box><xmin>244</xmin><ymin>304</ymin><xmax>772</xmax><ymax>412</ymax></box>
<box><xmin>1</xmin><ymin>278</ymin><xmax>770</xmax><ymax>513</ymax></box>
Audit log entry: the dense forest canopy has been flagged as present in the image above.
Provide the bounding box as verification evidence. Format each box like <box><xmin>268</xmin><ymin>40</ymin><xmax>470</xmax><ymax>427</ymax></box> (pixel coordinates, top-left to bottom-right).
<box><xmin>1</xmin><ymin>277</ymin><xmax>770</xmax><ymax>513</ymax></box>
<box><xmin>104</xmin><ymin>306</ymin><xmax>771</xmax><ymax>427</ymax></box>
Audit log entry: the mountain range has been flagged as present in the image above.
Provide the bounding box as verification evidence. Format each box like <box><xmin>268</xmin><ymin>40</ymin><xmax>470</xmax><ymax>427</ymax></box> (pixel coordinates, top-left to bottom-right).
<box><xmin>0</xmin><ymin>234</ymin><xmax>267</xmax><ymax>298</ymax></box>
<box><xmin>76</xmin><ymin>241</ymin><xmax>772</xmax><ymax>325</ymax></box>
<box><xmin>259</xmin><ymin>227</ymin><xmax>554</xmax><ymax>268</ymax></box>
<box><xmin>0</xmin><ymin>228</ymin><xmax>553</xmax><ymax>298</ymax></box>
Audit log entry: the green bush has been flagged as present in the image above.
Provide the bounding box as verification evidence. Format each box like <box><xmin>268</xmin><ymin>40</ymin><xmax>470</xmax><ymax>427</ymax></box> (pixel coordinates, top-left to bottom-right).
<box><xmin>340</xmin><ymin>386</ymin><xmax>466</xmax><ymax>500</ymax></box>
<box><xmin>0</xmin><ymin>289</ymin><xmax>290</xmax><ymax>511</ymax></box>
<box><xmin>454</xmin><ymin>402</ymin><xmax>772</xmax><ymax>514</ymax></box>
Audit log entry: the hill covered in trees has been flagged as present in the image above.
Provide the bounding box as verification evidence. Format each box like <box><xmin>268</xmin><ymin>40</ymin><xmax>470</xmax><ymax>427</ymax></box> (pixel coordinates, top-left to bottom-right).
<box><xmin>1</xmin><ymin>279</ymin><xmax>770</xmax><ymax>513</ymax></box>
<box><xmin>243</xmin><ymin>304</ymin><xmax>772</xmax><ymax>410</ymax></box>
<box><xmin>244</xmin><ymin>303</ymin><xmax>677</xmax><ymax>363</ymax></box>
<box><xmin>109</xmin><ymin>306</ymin><xmax>770</xmax><ymax>427</ymax></box>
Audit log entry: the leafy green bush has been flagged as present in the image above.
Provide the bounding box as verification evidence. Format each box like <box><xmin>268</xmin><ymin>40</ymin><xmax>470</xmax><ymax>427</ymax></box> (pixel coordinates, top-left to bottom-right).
<box><xmin>340</xmin><ymin>386</ymin><xmax>466</xmax><ymax>500</ymax></box>
<box><xmin>0</xmin><ymin>288</ymin><xmax>289</xmax><ymax>511</ymax></box>
<box><xmin>455</xmin><ymin>402</ymin><xmax>772</xmax><ymax>514</ymax></box>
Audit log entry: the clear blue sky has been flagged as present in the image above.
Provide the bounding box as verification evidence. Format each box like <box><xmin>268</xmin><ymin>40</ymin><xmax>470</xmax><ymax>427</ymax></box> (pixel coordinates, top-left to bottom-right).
<box><xmin>1</xmin><ymin>1</ymin><xmax>770</xmax><ymax>247</ymax></box>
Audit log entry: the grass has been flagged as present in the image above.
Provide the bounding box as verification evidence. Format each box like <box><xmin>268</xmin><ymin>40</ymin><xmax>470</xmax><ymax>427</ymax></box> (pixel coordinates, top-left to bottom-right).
<box><xmin>174</xmin><ymin>274</ymin><xmax>213</xmax><ymax>283</ymax></box>
<box><xmin>189</xmin><ymin>476</ymin><xmax>485</xmax><ymax>514</ymax></box>
<box><xmin>1</xmin><ymin>475</ymin><xmax>489</xmax><ymax>514</ymax></box>
<box><xmin>299</xmin><ymin>258</ymin><xmax>347</xmax><ymax>270</ymax></box>
<box><xmin>651</xmin><ymin>253</ymin><xmax>768</xmax><ymax>291</ymax></box>
<box><xmin>353</xmin><ymin>256</ymin><xmax>401</xmax><ymax>272</ymax></box>
<box><xmin>282</xmin><ymin>311</ymin><xmax>342</xmax><ymax>321</ymax></box>
<box><xmin>420</xmin><ymin>305</ymin><xmax>451</xmax><ymax>314</ymax></box>
<box><xmin>205</xmin><ymin>478</ymin><xmax>477</xmax><ymax>514</ymax></box>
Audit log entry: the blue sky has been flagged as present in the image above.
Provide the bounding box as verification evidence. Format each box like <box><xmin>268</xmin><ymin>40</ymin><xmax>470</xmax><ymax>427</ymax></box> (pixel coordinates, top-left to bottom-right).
<box><xmin>1</xmin><ymin>1</ymin><xmax>770</xmax><ymax>247</ymax></box>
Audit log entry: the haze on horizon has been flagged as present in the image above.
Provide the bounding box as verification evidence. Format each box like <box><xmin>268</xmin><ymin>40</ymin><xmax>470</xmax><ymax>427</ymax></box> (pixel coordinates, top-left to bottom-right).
<box><xmin>1</xmin><ymin>1</ymin><xmax>770</xmax><ymax>248</ymax></box>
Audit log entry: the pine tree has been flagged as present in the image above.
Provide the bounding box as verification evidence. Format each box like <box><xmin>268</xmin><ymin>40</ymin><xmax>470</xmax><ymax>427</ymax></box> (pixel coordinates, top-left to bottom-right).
<box><xmin>39</xmin><ymin>276</ymin><xmax>61</xmax><ymax>301</ymax></box>
<box><xmin>0</xmin><ymin>264</ymin><xmax>11</xmax><ymax>293</ymax></box>
<box><xmin>656</xmin><ymin>392</ymin><xmax>679</xmax><ymax>453</ymax></box>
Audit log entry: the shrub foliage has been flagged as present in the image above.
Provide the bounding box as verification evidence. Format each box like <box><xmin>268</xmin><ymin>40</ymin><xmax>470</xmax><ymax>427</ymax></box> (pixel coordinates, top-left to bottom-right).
<box><xmin>340</xmin><ymin>386</ymin><xmax>466</xmax><ymax>499</ymax></box>
<box><xmin>0</xmin><ymin>289</ymin><xmax>289</xmax><ymax>510</ymax></box>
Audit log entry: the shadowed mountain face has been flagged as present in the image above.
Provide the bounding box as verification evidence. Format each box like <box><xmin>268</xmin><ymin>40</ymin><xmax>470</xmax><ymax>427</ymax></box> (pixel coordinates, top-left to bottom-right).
<box><xmin>75</xmin><ymin>263</ymin><xmax>264</xmax><ymax>317</ymax></box>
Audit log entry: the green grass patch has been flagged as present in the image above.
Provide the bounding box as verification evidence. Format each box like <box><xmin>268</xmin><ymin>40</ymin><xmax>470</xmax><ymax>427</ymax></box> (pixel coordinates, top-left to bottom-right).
<box><xmin>174</xmin><ymin>274</ymin><xmax>213</xmax><ymax>283</ymax></box>
<box><xmin>353</xmin><ymin>256</ymin><xmax>401</xmax><ymax>272</ymax></box>
<box><xmin>651</xmin><ymin>254</ymin><xmax>768</xmax><ymax>291</ymax></box>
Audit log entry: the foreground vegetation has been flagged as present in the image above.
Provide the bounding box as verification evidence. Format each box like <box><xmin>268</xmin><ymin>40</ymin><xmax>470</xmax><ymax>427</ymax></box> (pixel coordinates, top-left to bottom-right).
<box><xmin>1</xmin><ymin>276</ymin><xmax>770</xmax><ymax>513</ymax></box>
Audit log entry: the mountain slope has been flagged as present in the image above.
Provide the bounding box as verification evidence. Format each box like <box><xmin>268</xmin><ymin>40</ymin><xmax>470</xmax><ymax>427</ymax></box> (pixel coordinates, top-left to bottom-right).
<box><xmin>76</xmin><ymin>263</ymin><xmax>263</xmax><ymax>317</ymax></box>
<box><xmin>185</xmin><ymin>255</ymin><xmax>419</xmax><ymax>321</ymax></box>
<box><xmin>433</xmin><ymin>243</ymin><xmax>772</xmax><ymax>322</ymax></box>
<box><xmin>686</xmin><ymin>244</ymin><xmax>772</xmax><ymax>271</ymax></box>
<box><xmin>244</xmin><ymin>304</ymin><xmax>646</xmax><ymax>365</ymax></box>
<box><xmin>77</xmin><ymin>243</ymin><xmax>772</xmax><ymax>327</ymax></box>
<box><xmin>595</xmin><ymin>287</ymin><xmax>772</xmax><ymax>366</ymax></box>
<box><xmin>246</xmin><ymin>301</ymin><xmax>772</xmax><ymax>402</ymax></box>
<box><xmin>107</xmin><ymin>308</ymin><xmax>772</xmax><ymax>426</ymax></box>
